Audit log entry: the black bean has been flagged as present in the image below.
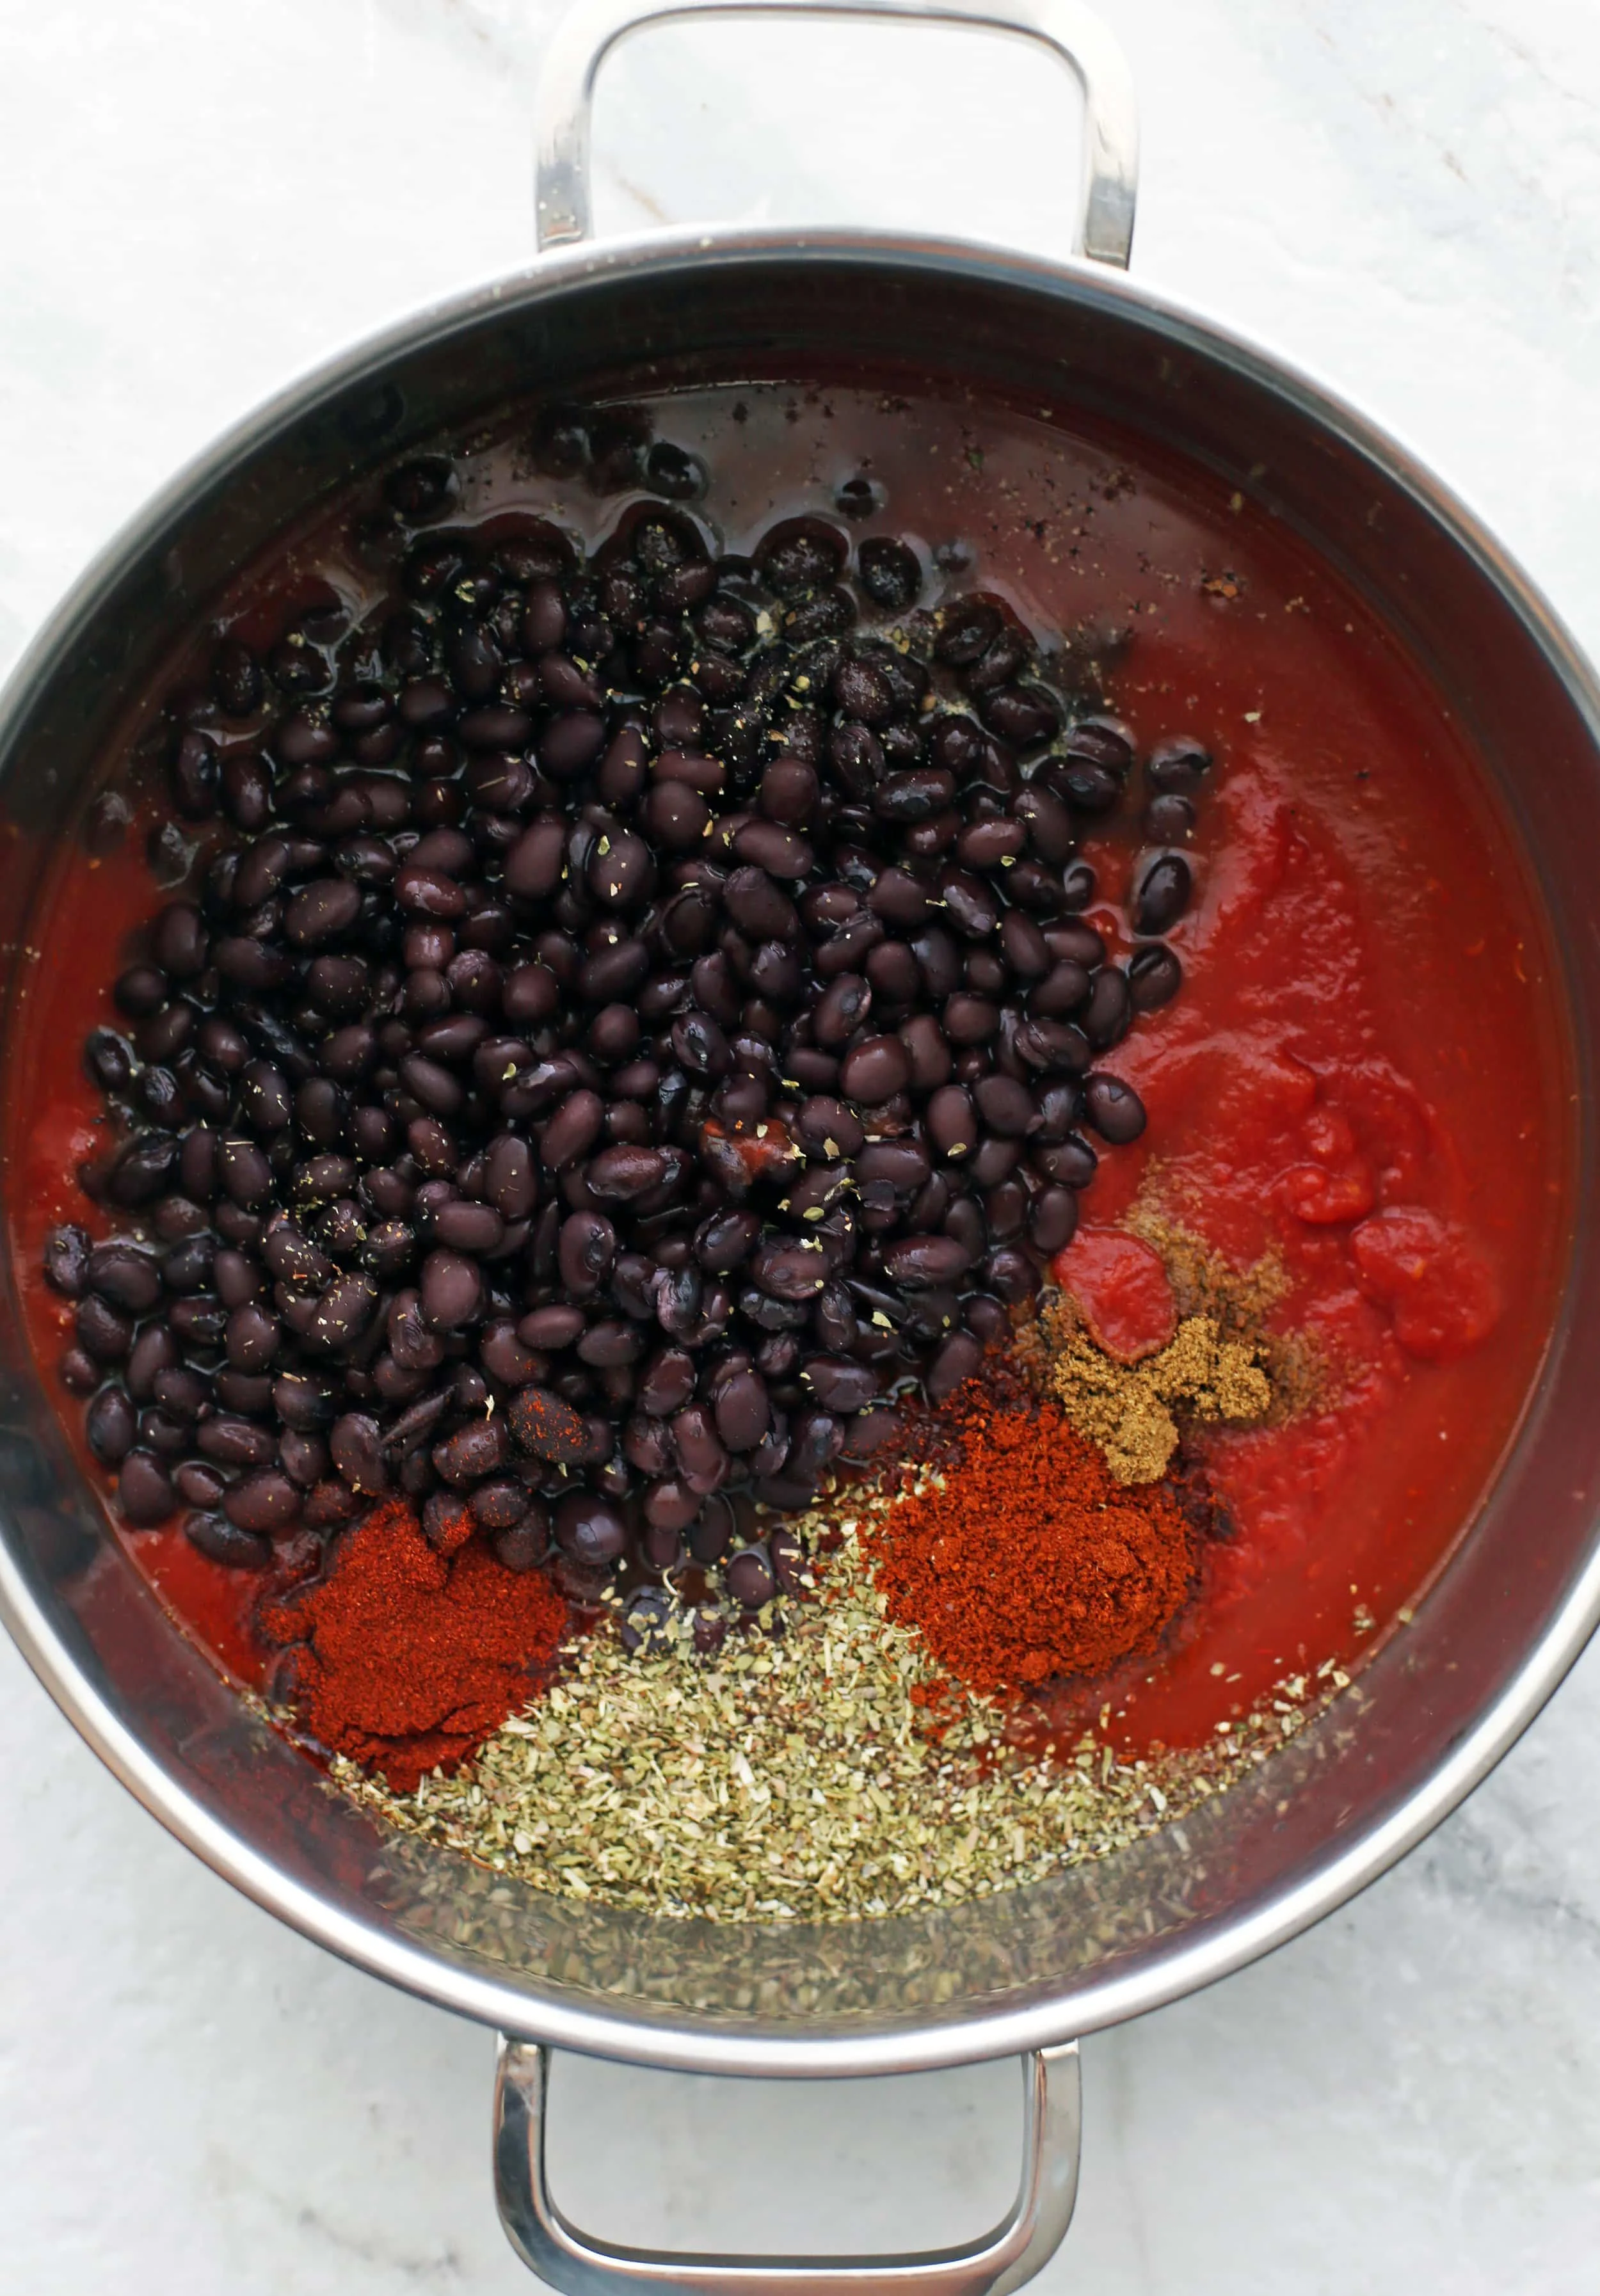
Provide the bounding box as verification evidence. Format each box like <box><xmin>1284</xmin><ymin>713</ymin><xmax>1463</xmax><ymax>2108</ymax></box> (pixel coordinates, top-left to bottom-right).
<box><xmin>118</xmin><ymin>1448</ymin><xmax>175</xmax><ymax>1527</ymax></box>
<box><xmin>322</xmin><ymin>1411</ymin><xmax>387</xmax><ymax>1495</ymax></box>
<box><xmin>857</xmin><ymin>536</ymin><xmax>920</xmax><ymax>610</ymax></box>
<box><xmin>813</xmin><ymin>973</ymin><xmax>872</xmax><ymax>1047</ymax></box>
<box><xmin>968</xmin><ymin>1136</ymin><xmax>1021</xmax><ymax>1190</ymax></box>
<box><xmin>81</xmin><ymin>1241</ymin><xmax>158</xmax><ymax>1314</ymax></box>
<box><xmin>194</xmin><ymin>1417</ymin><xmax>271</xmax><ymax>1469</ymax></box>
<box><xmin>431</xmin><ymin>1199</ymin><xmax>504</xmax><ymax>1255</ymax></box>
<box><xmin>873</xmin><ymin>767</ymin><xmax>954</xmax><ymax>824</ymax></box>
<box><xmin>580</xmin><ymin>938</ymin><xmax>650</xmax><ymax>1006</ymax></box>
<box><xmin>1030</xmin><ymin>961</ymin><xmax>1091</xmax><ymax>1018</ymax></box>
<box><xmin>105</xmin><ymin>1131</ymin><xmax>180</xmax><ymax>1208</ymax></box>
<box><xmin>1083</xmin><ymin>1073</ymin><xmax>1146</xmax><ymax>1144</ymax></box>
<box><xmin>801</xmin><ymin>1357</ymin><xmax>879</xmax><ymax>1412</ymax></box>
<box><xmin>758</xmin><ymin>758</ymin><xmax>820</xmax><ymax>826</ymax></box>
<box><xmin>153</xmin><ymin>1366</ymin><xmax>209</xmax><ymax>1421</ymax></box>
<box><xmin>589</xmin><ymin>830</ymin><xmax>654</xmax><ymax>908</ymax></box>
<box><xmin>1014</xmin><ymin>1017</ymin><xmax>1091</xmax><ymax>1075</ymax></box>
<box><xmin>76</xmin><ymin>1293</ymin><xmax>132</xmax><ymax>1362</ymax></box>
<box><xmin>1029</xmin><ymin>1187</ymin><xmax>1080</xmax><ymax>1254</ymax></box>
<box><xmin>495</xmin><ymin>1509</ymin><xmax>551</xmax><ymax>1572</ymax></box>
<box><xmin>1128</xmin><ymin>944</ymin><xmax>1183</xmax><ymax>1010</ymax></box>
<box><xmin>750</xmin><ymin>1240</ymin><xmax>829</xmax><ymax>1303</ymax></box>
<box><xmin>185</xmin><ymin>1511</ymin><xmax>271</xmax><ymax>1568</ymax></box>
<box><xmin>174</xmin><ymin>1461</ymin><xmax>227</xmax><ymax>1511</ymax></box>
<box><xmin>1033</xmin><ymin>1124</ymin><xmax>1096</xmax><ymax>1184</ymax></box>
<box><xmin>508</xmin><ymin>1383</ymin><xmax>587</xmax><ymax>1462</ymax></box>
<box><xmin>284</xmin><ymin>878</ymin><xmax>362</xmax><ymax>947</ymax></box>
<box><xmin>417</xmin><ymin>1247</ymin><xmax>483</xmax><ymax>1330</ymax></box>
<box><xmin>882</xmin><ymin>1233</ymin><xmax>972</xmax><ymax>1290</ymax></box>
<box><xmin>541</xmin><ymin>1088</ymin><xmax>604</xmax><ymax>1170</ymax></box>
<box><xmin>710</xmin><ymin>1369</ymin><xmax>769</xmax><ymax>1451</ymax></box>
<box><xmin>217</xmin><ymin>1136</ymin><xmax>273</xmax><ymax>1209</ymax></box>
<box><xmin>980</xmin><ymin>1246</ymin><xmax>1037</xmax><ymax>1304</ymax></box>
<box><xmin>718</xmin><ymin>1543</ymin><xmax>772</xmax><ymax>1608</ymax></box>
<box><xmin>211</xmin><ymin>637</ymin><xmax>262</xmax><ymax>718</ymax></box>
<box><xmin>518</xmin><ymin>1302</ymin><xmax>585</xmax><ymax>1351</ymax></box>
<box><xmin>433</xmin><ymin>1415</ymin><xmax>508</xmax><ymax>1487</ymax></box>
<box><xmin>125</xmin><ymin>1325</ymin><xmax>178</xmax><ymax>1403</ymax></box>
<box><xmin>857</xmin><ymin>1140</ymin><xmax>932</xmax><ymax>1197</ymax></box>
<box><xmin>957</xmin><ymin>818</ymin><xmax>1026</xmax><ymax>873</ymax></box>
<box><xmin>170</xmin><ymin>728</ymin><xmax>220</xmax><ymax>820</ymax></box>
<box><xmin>385</xmin><ymin>1391</ymin><xmax>451</xmax><ymax>1457</ymax></box>
<box><xmin>722</xmin><ymin>865</ymin><xmax>796</xmax><ymax>943</ymax></box>
<box><xmin>225</xmin><ymin>1469</ymin><xmax>301</xmax><ymax>1532</ymax></box>
<box><xmin>924</xmin><ymin>1083</ymin><xmax>975</xmax><ymax>1160</ymax></box>
<box><xmin>278</xmin><ymin>1431</ymin><xmax>328</xmax><ymax>1488</ymax></box>
<box><xmin>309</xmin><ymin>1268</ymin><xmax>381</xmax><ymax>1348</ymax></box>
<box><xmin>541</xmin><ymin>712</ymin><xmax>608</xmax><ymax>777</ymax></box>
<box><xmin>927</xmin><ymin>1331</ymin><xmax>984</xmax><ymax>1403</ymax></box>
<box><xmin>557</xmin><ymin>1211</ymin><xmax>616</xmax><ymax>1300</ymax></box>
<box><xmin>941</xmin><ymin>994</ymin><xmax>998</xmax><ymax>1047</ymax></box>
<box><xmin>86</xmin><ymin>1385</ymin><xmax>138</xmax><ymax>1465</ymax></box>
<box><xmin>669</xmin><ymin>1403</ymin><xmax>728</xmax><ymax>1492</ymax></box>
<box><xmin>392</xmin><ymin>862</ymin><xmax>466</xmax><ymax>918</ymax></box>
<box><xmin>758</xmin><ymin>518</ymin><xmax>845</xmax><ymax>594</ymax></box>
<box><xmin>1082</xmin><ymin>967</ymin><xmax>1133</xmax><ymax>1050</ymax></box>
<box><xmin>1146</xmin><ymin>736</ymin><xmax>1211</xmax><ymax>794</ymax></box>
<box><xmin>838</xmin><ymin>1033</ymin><xmax>911</xmax><ymax>1103</ymax></box>
<box><xmin>973</xmin><ymin>1074</ymin><xmax>1034</xmax><ymax>1137</ymax></box>
<box><xmin>637</xmin><ymin>1348</ymin><xmax>697</xmax><ymax>1419</ymax></box>
<box><xmin>938</xmin><ymin>870</ymin><xmax>998</xmax><ymax>941</ymax></box>
<box><xmin>576</xmin><ymin>1318</ymin><xmax>644</xmax><ymax>1369</ymax></box>
<box><xmin>1133</xmin><ymin>853</ymin><xmax>1192</xmax><ymax>935</ymax></box>
<box><xmin>462</xmin><ymin>1478</ymin><xmax>524</xmax><ymax>1533</ymax></box>
<box><xmin>1145</xmin><ymin>792</ymin><xmax>1197</xmax><ymax>844</ymax></box>
<box><xmin>273</xmin><ymin>1371</ymin><xmax>338</xmax><ymax>1429</ymax></box>
<box><xmin>554</xmin><ymin>1490</ymin><xmax>627</xmax><ymax>1565</ymax></box>
<box><xmin>984</xmin><ymin>1179</ymin><xmax>1027</xmax><ymax>1242</ymax></box>
<box><xmin>83</xmin><ymin>1028</ymin><xmax>136</xmax><ymax>1096</ymax></box>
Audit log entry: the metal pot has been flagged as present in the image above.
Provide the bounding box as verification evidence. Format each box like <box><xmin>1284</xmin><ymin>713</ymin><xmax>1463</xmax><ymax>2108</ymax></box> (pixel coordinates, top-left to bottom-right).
<box><xmin>3</xmin><ymin>1</ymin><xmax>1599</xmax><ymax>2286</ymax></box>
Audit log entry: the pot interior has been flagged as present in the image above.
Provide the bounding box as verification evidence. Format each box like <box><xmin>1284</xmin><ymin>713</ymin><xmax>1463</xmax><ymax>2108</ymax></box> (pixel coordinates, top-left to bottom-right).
<box><xmin>1</xmin><ymin>240</ymin><xmax>1596</xmax><ymax>2068</ymax></box>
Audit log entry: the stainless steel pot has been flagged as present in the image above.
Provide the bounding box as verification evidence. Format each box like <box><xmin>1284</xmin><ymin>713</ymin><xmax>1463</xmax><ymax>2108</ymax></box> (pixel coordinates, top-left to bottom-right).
<box><xmin>3</xmin><ymin>2</ymin><xmax>1599</xmax><ymax>2287</ymax></box>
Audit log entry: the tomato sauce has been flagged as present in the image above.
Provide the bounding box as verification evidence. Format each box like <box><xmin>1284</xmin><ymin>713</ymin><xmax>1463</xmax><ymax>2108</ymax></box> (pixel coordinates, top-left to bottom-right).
<box><xmin>3</xmin><ymin>378</ymin><xmax>1573</xmax><ymax>1748</ymax></box>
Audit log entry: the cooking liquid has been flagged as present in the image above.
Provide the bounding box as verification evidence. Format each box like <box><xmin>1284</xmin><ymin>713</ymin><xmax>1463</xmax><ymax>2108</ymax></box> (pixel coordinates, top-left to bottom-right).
<box><xmin>5</xmin><ymin>379</ymin><xmax>1573</xmax><ymax>1757</ymax></box>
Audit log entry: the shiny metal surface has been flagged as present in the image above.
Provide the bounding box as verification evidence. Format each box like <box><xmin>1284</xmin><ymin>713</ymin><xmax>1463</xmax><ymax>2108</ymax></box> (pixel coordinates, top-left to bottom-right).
<box><xmin>533</xmin><ymin>0</ymin><xmax>1139</xmax><ymax>265</ymax></box>
<box><xmin>494</xmin><ymin>2041</ymin><xmax>1080</xmax><ymax>2293</ymax></box>
<box><xmin>1</xmin><ymin>169</ymin><xmax>1598</xmax><ymax>2120</ymax></box>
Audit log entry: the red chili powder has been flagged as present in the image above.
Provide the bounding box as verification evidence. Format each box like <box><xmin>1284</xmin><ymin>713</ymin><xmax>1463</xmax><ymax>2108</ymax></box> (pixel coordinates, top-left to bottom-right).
<box><xmin>260</xmin><ymin>1498</ymin><xmax>567</xmax><ymax>1792</ymax></box>
<box><xmin>866</xmin><ymin>1397</ymin><xmax>1197</xmax><ymax>1698</ymax></box>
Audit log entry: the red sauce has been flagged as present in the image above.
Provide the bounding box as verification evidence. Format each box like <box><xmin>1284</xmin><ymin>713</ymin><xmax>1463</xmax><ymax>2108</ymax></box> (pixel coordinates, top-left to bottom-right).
<box><xmin>4</xmin><ymin>379</ymin><xmax>1572</xmax><ymax>1748</ymax></box>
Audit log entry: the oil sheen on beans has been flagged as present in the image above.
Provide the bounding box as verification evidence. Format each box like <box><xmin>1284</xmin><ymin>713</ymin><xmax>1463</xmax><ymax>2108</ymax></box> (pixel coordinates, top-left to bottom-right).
<box><xmin>6</xmin><ymin>378</ymin><xmax>1572</xmax><ymax>1748</ymax></box>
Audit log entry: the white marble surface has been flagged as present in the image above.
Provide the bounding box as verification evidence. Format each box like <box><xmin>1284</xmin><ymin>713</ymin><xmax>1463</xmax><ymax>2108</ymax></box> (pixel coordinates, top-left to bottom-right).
<box><xmin>4</xmin><ymin>0</ymin><xmax>1600</xmax><ymax>2286</ymax></box>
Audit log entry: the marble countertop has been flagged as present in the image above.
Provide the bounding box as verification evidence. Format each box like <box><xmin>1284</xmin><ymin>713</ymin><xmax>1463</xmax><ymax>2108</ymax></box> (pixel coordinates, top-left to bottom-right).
<box><xmin>4</xmin><ymin>0</ymin><xmax>1600</xmax><ymax>2286</ymax></box>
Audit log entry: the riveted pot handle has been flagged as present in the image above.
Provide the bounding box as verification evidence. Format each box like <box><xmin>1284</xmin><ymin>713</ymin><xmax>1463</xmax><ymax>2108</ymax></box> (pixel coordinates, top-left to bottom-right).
<box><xmin>494</xmin><ymin>2037</ymin><xmax>1081</xmax><ymax>2295</ymax></box>
<box><xmin>532</xmin><ymin>0</ymin><xmax>1137</xmax><ymax>266</ymax></box>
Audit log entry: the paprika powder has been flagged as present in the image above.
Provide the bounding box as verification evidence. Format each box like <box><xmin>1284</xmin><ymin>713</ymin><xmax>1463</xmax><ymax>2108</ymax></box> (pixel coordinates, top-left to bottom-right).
<box><xmin>262</xmin><ymin>1499</ymin><xmax>567</xmax><ymax>1792</ymax></box>
<box><xmin>867</xmin><ymin>1395</ymin><xmax>1197</xmax><ymax>1697</ymax></box>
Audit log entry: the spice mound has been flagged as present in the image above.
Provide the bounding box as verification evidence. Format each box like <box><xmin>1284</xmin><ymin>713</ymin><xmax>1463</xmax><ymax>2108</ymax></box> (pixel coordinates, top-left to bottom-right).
<box><xmin>868</xmin><ymin>1399</ymin><xmax>1197</xmax><ymax>1694</ymax></box>
<box><xmin>1050</xmin><ymin>1312</ymin><xmax>1272</xmax><ymax>1485</ymax></box>
<box><xmin>262</xmin><ymin>1498</ymin><xmax>566</xmax><ymax>1792</ymax></box>
<box><xmin>337</xmin><ymin>1505</ymin><xmax>1309</xmax><ymax>1923</ymax></box>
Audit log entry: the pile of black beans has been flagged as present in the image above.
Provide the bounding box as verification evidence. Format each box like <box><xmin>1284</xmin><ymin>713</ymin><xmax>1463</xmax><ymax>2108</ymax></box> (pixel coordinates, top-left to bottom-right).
<box><xmin>44</xmin><ymin>453</ymin><xmax>1206</xmax><ymax>1614</ymax></box>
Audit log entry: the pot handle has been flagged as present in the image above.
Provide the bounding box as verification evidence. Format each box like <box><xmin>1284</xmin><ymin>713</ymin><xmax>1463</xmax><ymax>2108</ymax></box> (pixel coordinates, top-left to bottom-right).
<box><xmin>494</xmin><ymin>2037</ymin><xmax>1081</xmax><ymax>2295</ymax></box>
<box><xmin>533</xmin><ymin>0</ymin><xmax>1138</xmax><ymax>267</ymax></box>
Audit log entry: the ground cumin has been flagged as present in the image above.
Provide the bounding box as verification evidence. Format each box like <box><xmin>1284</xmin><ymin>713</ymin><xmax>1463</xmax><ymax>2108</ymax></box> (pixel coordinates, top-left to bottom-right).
<box><xmin>1050</xmin><ymin>1314</ymin><xmax>1272</xmax><ymax>1483</ymax></box>
<box><xmin>865</xmin><ymin>1395</ymin><xmax>1197</xmax><ymax>1696</ymax></box>
<box><xmin>260</xmin><ymin>1499</ymin><xmax>566</xmax><ymax>1791</ymax></box>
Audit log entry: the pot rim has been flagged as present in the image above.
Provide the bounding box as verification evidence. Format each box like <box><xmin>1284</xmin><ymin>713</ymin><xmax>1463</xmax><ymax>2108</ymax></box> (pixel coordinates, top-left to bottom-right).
<box><xmin>4</xmin><ymin>220</ymin><xmax>1599</xmax><ymax>2077</ymax></box>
